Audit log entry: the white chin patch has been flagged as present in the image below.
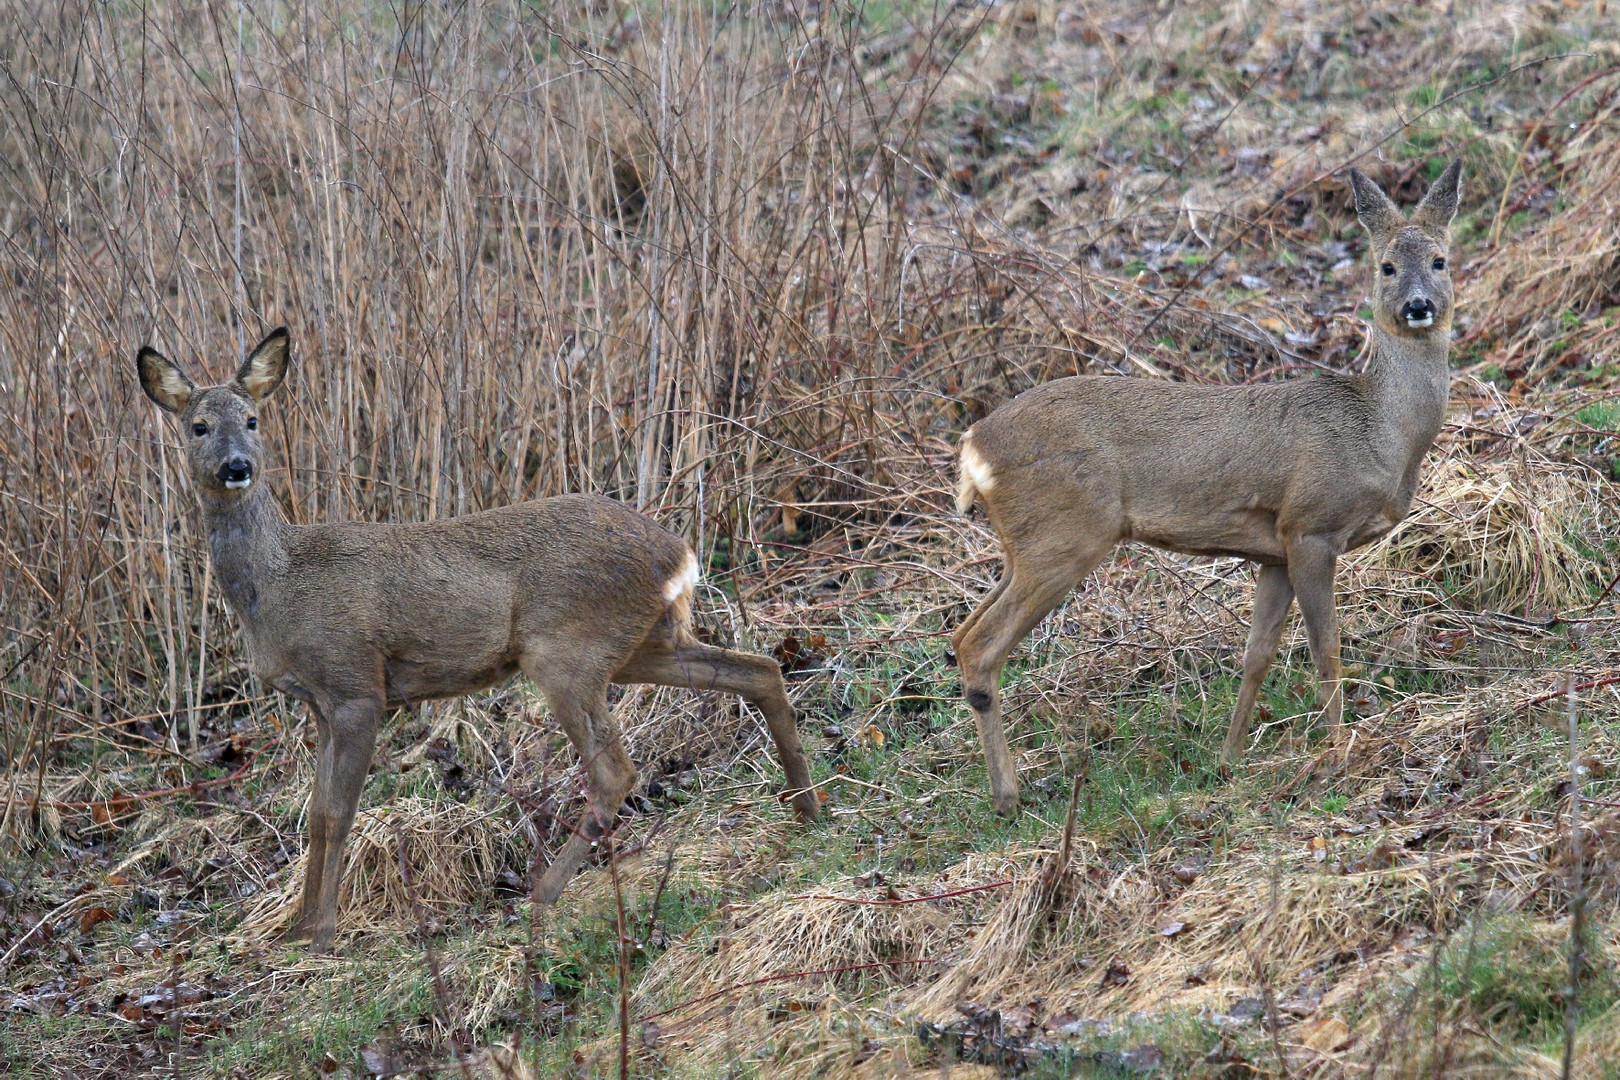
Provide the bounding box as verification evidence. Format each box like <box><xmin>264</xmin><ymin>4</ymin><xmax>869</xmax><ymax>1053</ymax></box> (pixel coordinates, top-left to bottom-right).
<box><xmin>224</xmin><ymin>478</ymin><xmax>253</xmax><ymax>490</ymax></box>
<box><xmin>1406</xmin><ymin>314</ymin><xmax>1434</xmax><ymax>328</ymax></box>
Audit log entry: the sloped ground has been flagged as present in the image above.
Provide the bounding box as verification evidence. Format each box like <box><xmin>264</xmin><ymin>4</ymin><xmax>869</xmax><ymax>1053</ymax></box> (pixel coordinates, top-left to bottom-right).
<box><xmin>3</xmin><ymin>1</ymin><xmax>1620</xmax><ymax>1077</ymax></box>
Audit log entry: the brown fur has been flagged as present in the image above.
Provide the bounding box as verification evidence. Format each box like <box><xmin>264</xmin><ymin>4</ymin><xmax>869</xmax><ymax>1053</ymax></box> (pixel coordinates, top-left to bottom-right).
<box><xmin>953</xmin><ymin>161</ymin><xmax>1462</xmax><ymax>812</ymax></box>
<box><xmin>138</xmin><ymin>329</ymin><xmax>818</xmax><ymax>950</ymax></box>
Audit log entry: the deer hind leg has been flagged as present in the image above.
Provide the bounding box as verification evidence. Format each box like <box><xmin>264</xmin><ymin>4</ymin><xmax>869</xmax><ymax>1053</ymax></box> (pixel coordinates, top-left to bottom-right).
<box><xmin>951</xmin><ymin>545</ymin><xmax>1105</xmax><ymax>815</ymax></box>
<box><xmin>950</xmin><ymin>574</ymin><xmax>1009</xmax><ymax>646</ymax></box>
<box><xmin>531</xmin><ymin>676</ymin><xmax>638</xmax><ymax>906</ymax></box>
<box><xmin>295</xmin><ymin>695</ymin><xmax>382</xmax><ymax>952</ymax></box>
<box><xmin>614</xmin><ymin>640</ymin><xmax>819</xmax><ymax>822</ymax></box>
<box><xmin>1221</xmin><ymin>564</ymin><xmax>1296</xmax><ymax>769</ymax></box>
<box><xmin>1286</xmin><ymin>538</ymin><xmax>1345</xmax><ymax>752</ymax></box>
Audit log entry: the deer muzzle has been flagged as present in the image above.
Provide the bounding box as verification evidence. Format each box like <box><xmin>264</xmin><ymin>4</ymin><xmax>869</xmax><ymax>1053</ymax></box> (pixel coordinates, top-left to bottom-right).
<box><xmin>1401</xmin><ymin>298</ymin><xmax>1436</xmax><ymax>328</ymax></box>
<box><xmin>218</xmin><ymin>456</ymin><xmax>254</xmax><ymax>490</ymax></box>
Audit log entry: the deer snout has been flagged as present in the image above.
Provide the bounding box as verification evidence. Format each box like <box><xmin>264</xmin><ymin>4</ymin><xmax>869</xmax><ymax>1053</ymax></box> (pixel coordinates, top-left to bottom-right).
<box><xmin>1400</xmin><ymin>298</ymin><xmax>1436</xmax><ymax>328</ymax></box>
<box><xmin>218</xmin><ymin>456</ymin><xmax>254</xmax><ymax>490</ymax></box>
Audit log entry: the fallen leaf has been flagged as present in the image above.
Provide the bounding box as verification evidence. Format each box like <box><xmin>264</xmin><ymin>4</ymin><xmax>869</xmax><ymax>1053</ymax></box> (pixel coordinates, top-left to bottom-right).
<box><xmin>359</xmin><ymin>1044</ymin><xmax>395</xmax><ymax>1076</ymax></box>
<box><xmin>1310</xmin><ymin>835</ymin><xmax>1328</xmax><ymax>862</ymax></box>
<box><xmin>1347</xmin><ymin>843</ymin><xmax>1400</xmax><ymax>874</ymax></box>
<box><xmin>1159</xmin><ymin>920</ymin><xmax>1188</xmax><ymax>937</ymax></box>
<box><xmin>1099</xmin><ymin>959</ymin><xmax>1131</xmax><ymax>989</ymax></box>
<box><xmin>1295</xmin><ymin>1014</ymin><xmax>1352</xmax><ymax>1053</ymax></box>
<box><xmin>78</xmin><ymin>907</ymin><xmax>115</xmax><ymax>934</ymax></box>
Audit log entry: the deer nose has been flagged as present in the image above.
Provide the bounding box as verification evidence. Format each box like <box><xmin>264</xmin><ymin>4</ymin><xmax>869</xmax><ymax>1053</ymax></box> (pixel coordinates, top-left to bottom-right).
<box><xmin>1401</xmin><ymin>298</ymin><xmax>1435</xmax><ymax>325</ymax></box>
<box><xmin>218</xmin><ymin>457</ymin><xmax>254</xmax><ymax>489</ymax></box>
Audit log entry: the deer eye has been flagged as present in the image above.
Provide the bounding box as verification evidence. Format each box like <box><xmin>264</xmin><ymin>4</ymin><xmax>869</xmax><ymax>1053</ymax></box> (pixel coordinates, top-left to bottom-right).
<box><xmin>1381</xmin><ymin>262</ymin><xmax>1396</xmax><ymax>277</ymax></box>
<box><xmin>246</xmin><ymin>417</ymin><xmax>258</xmax><ymax>431</ymax></box>
<box><xmin>191</xmin><ymin>421</ymin><xmax>209</xmax><ymax>437</ymax></box>
<box><xmin>1432</xmin><ymin>257</ymin><xmax>1446</xmax><ymax>271</ymax></box>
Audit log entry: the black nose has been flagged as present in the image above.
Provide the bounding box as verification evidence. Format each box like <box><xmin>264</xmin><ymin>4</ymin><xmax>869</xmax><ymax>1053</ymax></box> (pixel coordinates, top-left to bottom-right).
<box><xmin>218</xmin><ymin>457</ymin><xmax>253</xmax><ymax>484</ymax></box>
<box><xmin>1401</xmin><ymin>298</ymin><xmax>1435</xmax><ymax>320</ymax></box>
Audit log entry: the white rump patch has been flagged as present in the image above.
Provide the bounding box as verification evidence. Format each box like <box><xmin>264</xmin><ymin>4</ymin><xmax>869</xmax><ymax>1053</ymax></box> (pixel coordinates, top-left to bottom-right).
<box><xmin>662</xmin><ymin>550</ymin><xmax>700</xmax><ymax>604</ymax></box>
<box><xmin>961</xmin><ymin>440</ymin><xmax>995</xmax><ymax>493</ymax></box>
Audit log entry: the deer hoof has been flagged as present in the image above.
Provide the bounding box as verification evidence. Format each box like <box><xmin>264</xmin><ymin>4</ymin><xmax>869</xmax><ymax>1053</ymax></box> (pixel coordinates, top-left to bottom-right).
<box><xmin>792</xmin><ymin>792</ymin><xmax>822</xmax><ymax>823</ymax></box>
<box><xmin>283</xmin><ymin>919</ymin><xmax>318</xmax><ymax>945</ymax></box>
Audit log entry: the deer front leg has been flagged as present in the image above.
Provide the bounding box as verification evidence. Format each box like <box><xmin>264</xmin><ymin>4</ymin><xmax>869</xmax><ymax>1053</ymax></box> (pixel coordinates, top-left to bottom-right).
<box><xmin>1221</xmin><ymin>564</ymin><xmax>1296</xmax><ymax>769</ymax></box>
<box><xmin>296</xmin><ymin>696</ymin><xmax>381</xmax><ymax>952</ymax></box>
<box><xmin>533</xmin><ymin>686</ymin><xmax>637</xmax><ymax>905</ymax></box>
<box><xmin>1286</xmin><ymin>537</ymin><xmax>1345</xmax><ymax>754</ymax></box>
<box><xmin>288</xmin><ymin>706</ymin><xmax>334</xmax><ymax>942</ymax></box>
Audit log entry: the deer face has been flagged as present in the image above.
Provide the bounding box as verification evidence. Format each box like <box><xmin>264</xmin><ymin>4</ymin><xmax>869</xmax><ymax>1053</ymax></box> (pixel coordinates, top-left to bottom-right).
<box><xmin>137</xmin><ymin>328</ymin><xmax>290</xmax><ymax>499</ymax></box>
<box><xmin>1371</xmin><ymin>227</ymin><xmax>1452</xmax><ymax>336</ymax></box>
<box><xmin>1349</xmin><ymin>160</ymin><xmax>1462</xmax><ymax>340</ymax></box>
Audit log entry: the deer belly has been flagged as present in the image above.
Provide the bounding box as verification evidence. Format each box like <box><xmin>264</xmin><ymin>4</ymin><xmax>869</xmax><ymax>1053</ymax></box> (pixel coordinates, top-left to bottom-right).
<box><xmin>384</xmin><ymin>655</ymin><xmax>519</xmax><ymax>704</ymax></box>
<box><xmin>1127</xmin><ymin>501</ymin><xmax>1286</xmax><ymax>561</ymax></box>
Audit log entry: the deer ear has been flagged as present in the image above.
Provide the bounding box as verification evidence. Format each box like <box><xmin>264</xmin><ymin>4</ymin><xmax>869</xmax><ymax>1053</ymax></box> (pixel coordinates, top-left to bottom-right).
<box><xmin>137</xmin><ymin>346</ymin><xmax>195</xmax><ymax>414</ymax></box>
<box><xmin>235</xmin><ymin>327</ymin><xmax>290</xmax><ymax>401</ymax></box>
<box><xmin>1349</xmin><ymin>168</ymin><xmax>1402</xmax><ymax>248</ymax></box>
<box><xmin>1411</xmin><ymin>158</ymin><xmax>1462</xmax><ymax>236</ymax></box>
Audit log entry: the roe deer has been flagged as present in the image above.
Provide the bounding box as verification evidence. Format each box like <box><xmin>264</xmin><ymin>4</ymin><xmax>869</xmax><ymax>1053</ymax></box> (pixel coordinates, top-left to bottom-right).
<box><xmin>138</xmin><ymin>328</ymin><xmax>819</xmax><ymax>949</ymax></box>
<box><xmin>953</xmin><ymin>161</ymin><xmax>1462</xmax><ymax>811</ymax></box>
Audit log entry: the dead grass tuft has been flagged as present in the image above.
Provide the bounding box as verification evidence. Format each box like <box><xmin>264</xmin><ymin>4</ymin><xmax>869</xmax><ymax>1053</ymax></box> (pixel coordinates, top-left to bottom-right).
<box><xmin>239</xmin><ymin>797</ymin><xmax>524</xmax><ymax>944</ymax></box>
<box><xmin>1364</xmin><ymin>446</ymin><xmax>1616</xmax><ymax>615</ymax></box>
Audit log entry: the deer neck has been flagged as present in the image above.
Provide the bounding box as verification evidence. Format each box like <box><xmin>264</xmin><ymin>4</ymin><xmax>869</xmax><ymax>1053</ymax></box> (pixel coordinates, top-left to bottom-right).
<box><xmin>1360</xmin><ymin>325</ymin><xmax>1452</xmax><ymax>455</ymax></box>
<box><xmin>197</xmin><ymin>482</ymin><xmax>288</xmax><ymax>624</ymax></box>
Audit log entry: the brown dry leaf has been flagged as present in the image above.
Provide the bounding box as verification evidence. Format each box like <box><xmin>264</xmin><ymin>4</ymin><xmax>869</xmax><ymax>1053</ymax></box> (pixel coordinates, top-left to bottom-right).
<box><xmin>1295</xmin><ymin>1014</ymin><xmax>1352</xmax><ymax>1054</ymax></box>
<box><xmin>1099</xmin><ymin>958</ymin><xmax>1131</xmax><ymax>988</ymax></box>
<box><xmin>1310</xmin><ymin>836</ymin><xmax>1328</xmax><ymax>862</ymax></box>
<box><xmin>1347</xmin><ymin>843</ymin><xmax>1400</xmax><ymax>874</ymax></box>
<box><xmin>77</xmin><ymin>907</ymin><xmax>115</xmax><ymax>934</ymax></box>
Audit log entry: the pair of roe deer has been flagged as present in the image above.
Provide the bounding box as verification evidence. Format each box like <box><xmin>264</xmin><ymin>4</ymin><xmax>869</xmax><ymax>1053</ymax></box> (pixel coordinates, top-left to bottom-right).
<box><xmin>139</xmin><ymin>163</ymin><xmax>1461</xmax><ymax>950</ymax></box>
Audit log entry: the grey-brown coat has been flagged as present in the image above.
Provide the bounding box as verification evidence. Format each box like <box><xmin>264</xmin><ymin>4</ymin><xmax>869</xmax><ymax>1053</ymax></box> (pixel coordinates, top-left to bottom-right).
<box><xmin>953</xmin><ymin>160</ymin><xmax>1462</xmax><ymax>811</ymax></box>
<box><xmin>138</xmin><ymin>330</ymin><xmax>818</xmax><ymax>950</ymax></box>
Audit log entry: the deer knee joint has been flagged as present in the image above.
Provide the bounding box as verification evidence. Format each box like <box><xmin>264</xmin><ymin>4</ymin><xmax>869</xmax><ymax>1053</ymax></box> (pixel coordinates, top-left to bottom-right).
<box><xmin>965</xmin><ymin>687</ymin><xmax>993</xmax><ymax>712</ymax></box>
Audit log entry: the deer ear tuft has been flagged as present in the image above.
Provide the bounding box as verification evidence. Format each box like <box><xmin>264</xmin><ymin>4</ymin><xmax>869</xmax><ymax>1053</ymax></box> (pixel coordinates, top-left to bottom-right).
<box><xmin>1349</xmin><ymin>167</ymin><xmax>1402</xmax><ymax>248</ymax></box>
<box><xmin>235</xmin><ymin>327</ymin><xmax>291</xmax><ymax>402</ymax></box>
<box><xmin>1412</xmin><ymin>158</ymin><xmax>1462</xmax><ymax>236</ymax></box>
<box><xmin>137</xmin><ymin>346</ymin><xmax>194</xmax><ymax>414</ymax></box>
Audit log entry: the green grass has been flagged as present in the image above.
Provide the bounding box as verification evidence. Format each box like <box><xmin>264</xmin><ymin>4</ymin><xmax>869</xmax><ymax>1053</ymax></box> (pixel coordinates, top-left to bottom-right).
<box><xmin>1577</xmin><ymin>399</ymin><xmax>1620</xmax><ymax>432</ymax></box>
<box><xmin>1429</xmin><ymin>914</ymin><xmax>1619</xmax><ymax>1045</ymax></box>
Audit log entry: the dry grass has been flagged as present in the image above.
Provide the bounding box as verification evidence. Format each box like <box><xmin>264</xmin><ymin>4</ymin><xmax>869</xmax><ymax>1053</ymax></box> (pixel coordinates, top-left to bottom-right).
<box><xmin>3</xmin><ymin>0</ymin><xmax>1620</xmax><ymax>1077</ymax></box>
